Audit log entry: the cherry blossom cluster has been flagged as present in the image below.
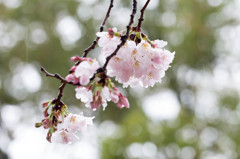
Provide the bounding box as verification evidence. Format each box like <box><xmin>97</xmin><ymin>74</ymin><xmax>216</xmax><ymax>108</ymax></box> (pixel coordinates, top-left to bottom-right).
<box><xmin>52</xmin><ymin>113</ymin><xmax>94</xmax><ymax>144</ymax></box>
<box><xmin>97</xmin><ymin>28</ymin><xmax>175</xmax><ymax>88</ymax></box>
<box><xmin>35</xmin><ymin>100</ymin><xmax>93</xmax><ymax>144</ymax></box>
<box><xmin>65</xmin><ymin>56</ymin><xmax>129</xmax><ymax>111</ymax></box>
<box><xmin>36</xmin><ymin>0</ymin><xmax>175</xmax><ymax>144</ymax></box>
<box><xmin>75</xmin><ymin>75</ymin><xmax>129</xmax><ymax>110</ymax></box>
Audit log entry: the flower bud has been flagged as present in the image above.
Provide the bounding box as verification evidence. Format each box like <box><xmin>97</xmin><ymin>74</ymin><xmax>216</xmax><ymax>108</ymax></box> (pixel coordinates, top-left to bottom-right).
<box><xmin>35</xmin><ymin>122</ymin><xmax>42</xmax><ymax>128</ymax></box>
<box><xmin>42</xmin><ymin>102</ymin><xmax>49</xmax><ymax>108</ymax></box>
<box><xmin>70</xmin><ymin>56</ymin><xmax>82</xmax><ymax>62</ymax></box>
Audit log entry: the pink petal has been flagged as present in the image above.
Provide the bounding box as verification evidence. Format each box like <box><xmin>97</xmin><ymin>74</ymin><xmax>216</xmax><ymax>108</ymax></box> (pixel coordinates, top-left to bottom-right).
<box><xmin>70</xmin><ymin>56</ymin><xmax>82</xmax><ymax>62</ymax></box>
<box><xmin>80</xmin><ymin>74</ymin><xmax>90</xmax><ymax>85</ymax></box>
<box><xmin>65</xmin><ymin>74</ymin><xmax>74</xmax><ymax>82</ymax></box>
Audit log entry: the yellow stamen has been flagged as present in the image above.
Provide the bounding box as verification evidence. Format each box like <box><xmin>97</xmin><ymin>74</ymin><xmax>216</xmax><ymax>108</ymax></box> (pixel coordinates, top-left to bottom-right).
<box><xmin>134</xmin><ymin>61</ymin><xmax>139</xmax><ymax>67</ymax></box>
<box><xmin>70</xmin><ymin>116</ymin><xmax>76</xmax><ymax>123</ymax></box>
<box><xmin>61</xmin><ymin>131</ymin><xmax>66</xmax><ymax>137</ymax></box>
<box><xmin>114</xmin><ymin>57</ymin><xmax>121</xmax><ymax>63</ymax></box>
<box><xmin>148</xmin><ymin>73</ymin><xmax>153</xmax><ymax>79</ymax></box>
<box><xmin>142</xmin><ymin>43</ymin><xmax>149</xmax><ymax>50</ymax></box>
<box><xmin>132</xmin><ymin>49</ymin><xmax>137</xmax><ymax>56</ymax></box>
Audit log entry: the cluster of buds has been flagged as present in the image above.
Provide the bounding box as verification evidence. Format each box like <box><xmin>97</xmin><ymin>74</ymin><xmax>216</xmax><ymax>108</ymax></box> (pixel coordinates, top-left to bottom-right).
<box><xmin>65</xmin><ymin>56</ymin><xmax>129</xmax><ymax>111</ymax></box>
<box><xmin>70</xmin><ymin>64</ymin><xmax>129</xmax><ymax>111</ymax></box>
<box><xmin>97</xmin><ymin>27</ymin><xmax>175</xmax><ymax>87</ymax></box>
<box><xmin>35</xmin><ymin>100</ymin><xmax>69</xmax><ymax>142</ymax></box>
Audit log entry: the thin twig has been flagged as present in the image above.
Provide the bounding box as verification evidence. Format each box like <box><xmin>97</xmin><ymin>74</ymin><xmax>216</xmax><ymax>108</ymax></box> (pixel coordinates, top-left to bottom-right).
<box><xmin>83</xmin><ymin>0</ymin><xmax>114</xmax><ymax>57</ymax></box>
<box><xmin>41</xmin><ymin>67</ymin><xmax>79</xmax><ymax>86</ymax></box>
<box><xmin>102</xmin><ymin>0</ymin><xmax>137</xmax><ymax>70</ymax></box>
<box><xmin>136</xmin><ymin>0</ymin><xmax>151</xmax><ymax>31</ymax></box>
<box><xmin>41</xmin><ymin>67</ymin><xmax>68</xmax><ymax>83</ymax></box>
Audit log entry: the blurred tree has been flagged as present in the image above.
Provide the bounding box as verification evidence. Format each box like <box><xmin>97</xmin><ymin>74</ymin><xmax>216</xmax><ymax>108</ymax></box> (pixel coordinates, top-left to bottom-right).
<box><xmin>0</xmin><ymin>0</ymin><xmax>239</xmax><ymax>159</ymax></box>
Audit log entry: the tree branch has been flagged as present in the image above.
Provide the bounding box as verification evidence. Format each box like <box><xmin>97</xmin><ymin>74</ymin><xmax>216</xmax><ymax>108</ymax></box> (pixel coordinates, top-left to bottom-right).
<box><xmin>102</xmin><ymin>0</ymin><xmax>137</xmax><ymax>70</ymax></box>
<box><xmin>41</xmin><ymin>67</ymin><xmax>79</xmax><ymax>86</ymax></box>
<box><xmin>136</xmin><ymin>0</ymin><xmax>151</xmax><ymax>31</ymax></box>
<box><xmin>56</xmin><ymin>83</ymin><xmax>66</xmax><ymax>101</ymax></box>
<box><xmin>41</xmin><ymin>67</ymin><xmax>67</xmax><ymax>83</ymax></box>
<box><xmin>83</xmin><ymin>0</ymin><xmax>114</xmax><ymax>57</ymax></box>
<box><xmin>41</xmin><ymin>0</ymin><xmax>137</xmax><ymax>103</ymax></box>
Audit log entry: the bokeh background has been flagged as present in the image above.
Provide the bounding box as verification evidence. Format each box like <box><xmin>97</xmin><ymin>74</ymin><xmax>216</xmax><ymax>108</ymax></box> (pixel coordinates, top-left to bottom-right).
<box><xmin>0</xmin><ymin>0</ymin><xmax>240</xmax><ymax>158</ymax></box>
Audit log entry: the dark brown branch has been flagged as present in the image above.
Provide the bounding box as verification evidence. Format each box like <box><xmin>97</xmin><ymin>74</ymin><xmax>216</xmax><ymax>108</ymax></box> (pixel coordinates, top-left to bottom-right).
<box><xmin>41</xmin><ymin>67</ymin><xmax>81</xmax><ymax>105</ymax></box>
<box><xmin>83</xmin><ymin>0</ymin><xmax>114</xmax><ymax>57</ymax></box>
<box><xmin>41</xmin><ymin>67</ymin><xmax>68</xmax><ymax>83</ymax></box>
<box><xmin>136</xmin><ymin>0</ymin><xmax>151</xmax><ymax>31</ymax></box>
<box><xmin>51</xmin><ymin>83</ymin><xmax>66</xmax><ymax>109</ymax></box>
<box><xmin>41</xmin><ymin>67</ymin><xmax>66</xmax><ymax>105</ymax></box>
<box><xmin>57</xmin><ymin>83</ymin><xmax>66</xmax><ymax>101</ymax></box>
<box><xmin>102</xmin><ymin>0</ymin><xmax>137</xmax><ymax>70</ymax></box>
<box><xmin>41</xmin><ymin>67</ymin><xmax>79</xmax><ymax>86</ymax></box>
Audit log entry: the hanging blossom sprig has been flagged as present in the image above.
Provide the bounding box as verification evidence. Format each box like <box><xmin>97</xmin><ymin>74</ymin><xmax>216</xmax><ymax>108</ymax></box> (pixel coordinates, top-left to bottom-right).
<box><xmin>36</xmin><ymin>0</ymin><xmax>175</xmax><ymax>144</ymax></box>
<box><xmin>66</xmin><ymin>57</ymin><xmax>130</xmax><ymax>111</ymax></box>
<box><xmin>36</xmin><ymin>0</ymin><xmax>115</xmax><ymax>143</ymax></box>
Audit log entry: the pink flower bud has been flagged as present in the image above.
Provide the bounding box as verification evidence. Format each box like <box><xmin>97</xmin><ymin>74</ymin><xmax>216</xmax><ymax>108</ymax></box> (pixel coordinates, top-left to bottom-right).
<box><xmin>42</xmin><ymin>102</ymin><xmax>49</xmax><ymax>108</ymax></box>
<box><xmin>70</xmin><ymin>65</ymin><xmax>77</xmax><ymax>72</ymax></box>
<box><xmin>73</xmin><ymin>78</ymin><xmax>79</xmax><ymax>84</ymax></box>
<box><xmin>42</xmin><ymin>118</ymin><xmax>52</xmax><ymax>129</ymax></box>
<box><xmin>43</xmin><ymin>108</ymin><xmax>49</xmax><ymax>118</ymax></box>
<box><xmin>91</xmin><ymin>91</ymin><xmax>102</xmax><ymax>110</ymax></box>
<box><xmin>66</xmin><ymin>74</ymin><xmax>75</xmax><ymax>82</ymax></box>
<box><xmin>70</xmin><ymin>56</ymin><xmax>82</xmax><ymax>62</ymax></box>
<box><xmin>116</xmin><ymin>94</ymin><xmax>129</xmax><ymax>109</ymax></box>
<box><xmin>110</xmin><ymin>92</ymin><xmax>119</xmax><ymax>103</ymax></box>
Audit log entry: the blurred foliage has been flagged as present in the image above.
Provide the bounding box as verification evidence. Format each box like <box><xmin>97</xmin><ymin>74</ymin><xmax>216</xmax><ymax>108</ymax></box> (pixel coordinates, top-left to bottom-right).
<box><xmin>0</xmin><ymin>0</ymin><xmax>240</xmax><ymax>159</ymax></box>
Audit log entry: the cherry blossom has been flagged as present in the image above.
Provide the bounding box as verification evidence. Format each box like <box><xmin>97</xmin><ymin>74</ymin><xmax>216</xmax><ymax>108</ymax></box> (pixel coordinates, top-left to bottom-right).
<box><xmin>97</xmin><ymin>29</ymin><xmax>175</xmax><ymax>88</ymax></box>
<box><xmin>52</xmin><ymin>113</ymin><xmax>94</xmax><ymax>144</ymax></box>
<box><xmin>75</xmin><ymin>85</ymin><xmax>111</xmax><ymax>111</ymax></box>
<box><xmin>96</xmin><ymin>28</ymin><xmax>121</xmax><ymax>57</ymax></box>
<box><xmin>90</xmin><ymin>86</ymin><xmax>111</xmax><ymax>110</ymax></box>
<box><xmin>59</xmin><ymin>113</ymin><xmax>94</xmax><ymax>133</ymax></box>
<box><xmin>51</xmin><ymin>129</ymin><xmax>78</xmax><ymax>144</ymax></box>
<box><xmin>75</xmin><ymin>86</ymin><xmax>93</xmax><ymax>106</ymax></box>
<box><xmin>75</xmin><ymin>77</ymin><xmax>129</xmax><ymax>111</ymax></box>
<box><xmin>106</xmin><ymin>40</ymin><xmax>136</xmax><ymax>83</ymax></box>
<box><xmin>66</xmin><ymin>57</ymin><xmax>100</xmax><ymax>85</ymax></box>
